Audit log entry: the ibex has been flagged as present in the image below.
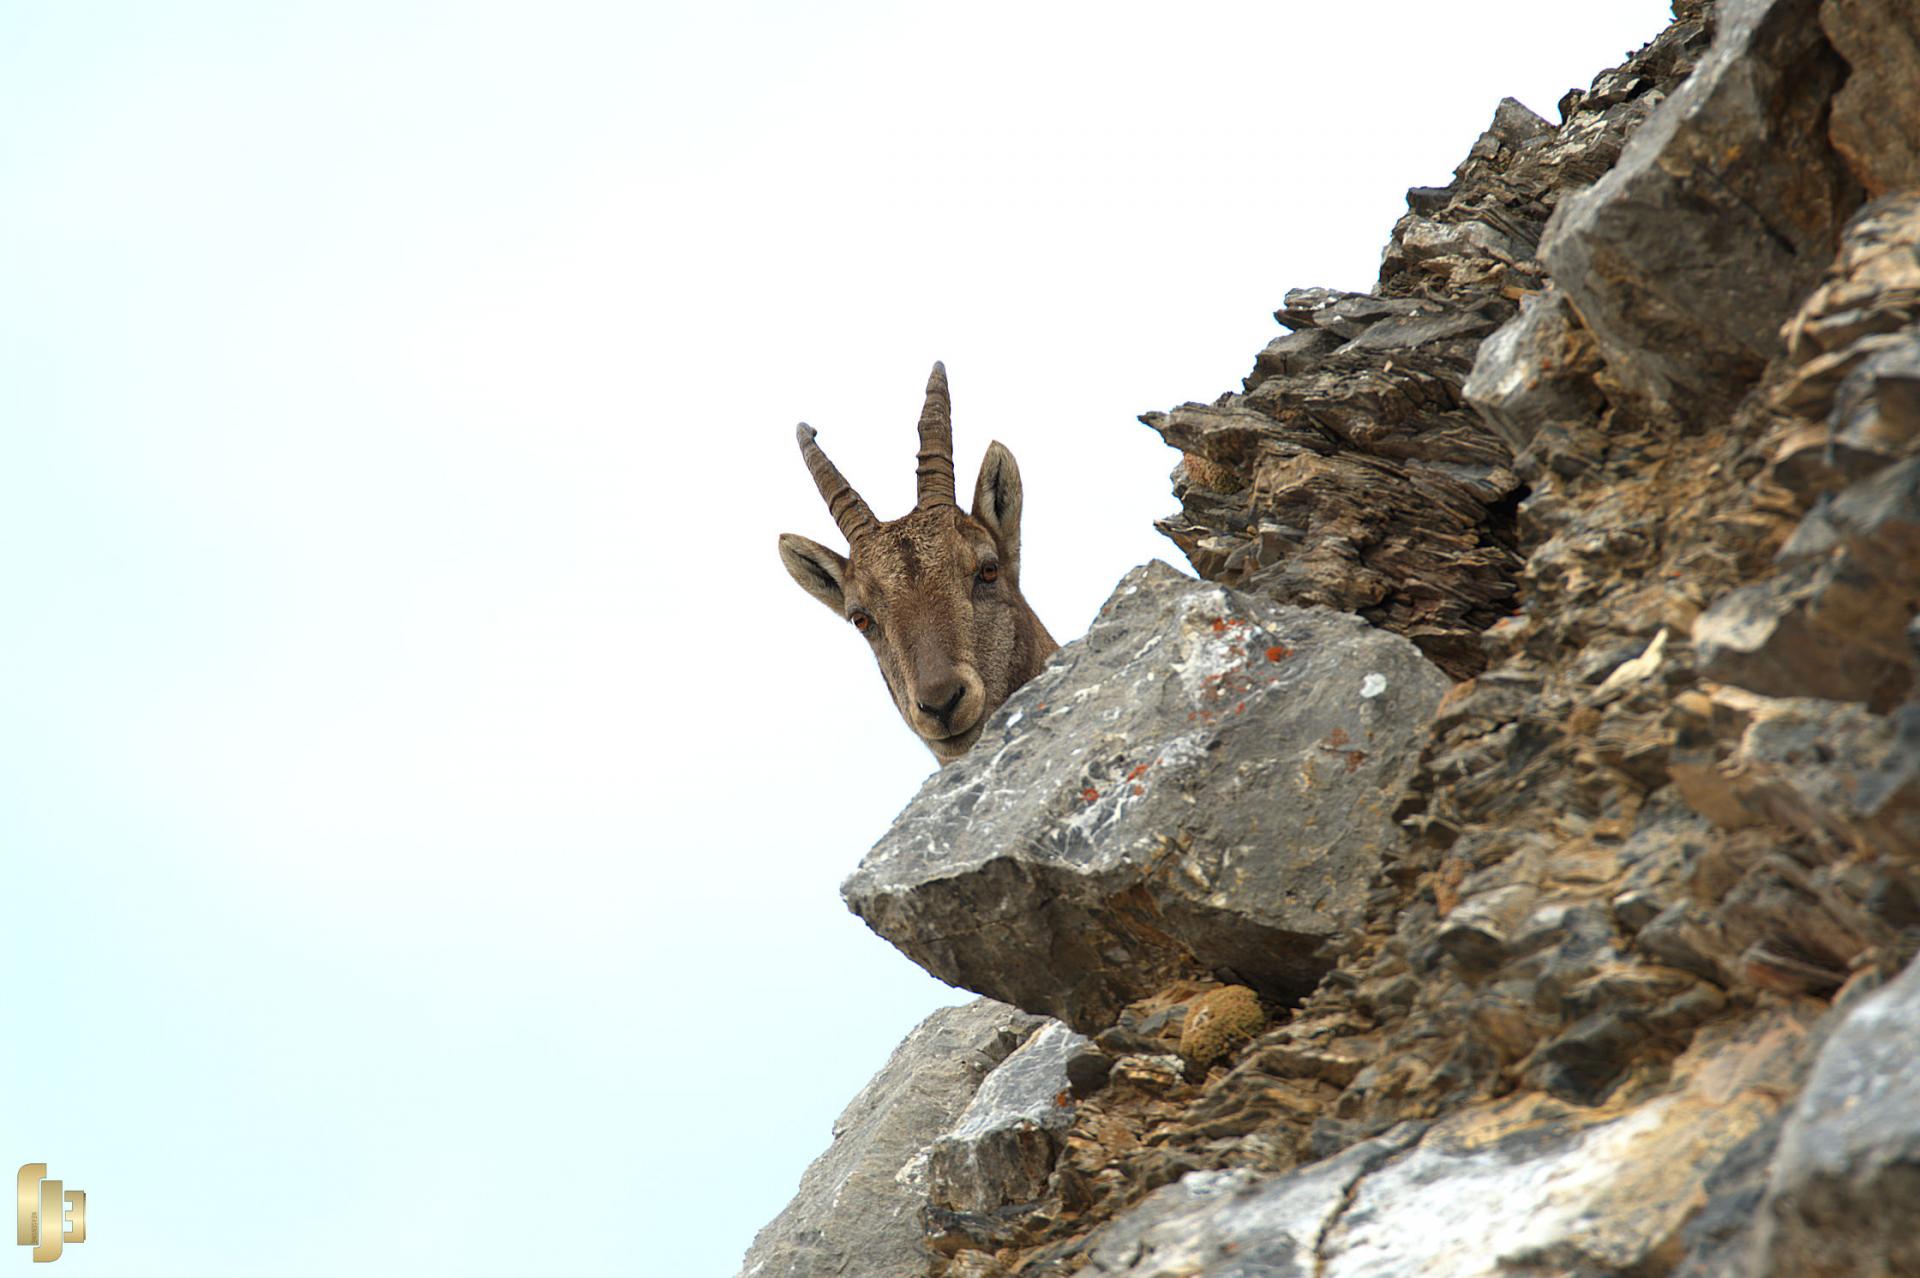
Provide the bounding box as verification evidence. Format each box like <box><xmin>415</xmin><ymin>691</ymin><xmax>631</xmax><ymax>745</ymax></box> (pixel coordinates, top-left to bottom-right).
<box><xmin>778</xmin><ymin>362</ymin><xmax>1059</xmax><ymax>764</ymax></box>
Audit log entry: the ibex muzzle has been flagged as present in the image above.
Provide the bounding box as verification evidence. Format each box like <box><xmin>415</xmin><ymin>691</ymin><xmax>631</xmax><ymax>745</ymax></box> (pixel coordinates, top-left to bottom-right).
<box><xmin>778</xmin><ymin>363</ymin><xmax>1059</xmax><ymax>764</ymax></box>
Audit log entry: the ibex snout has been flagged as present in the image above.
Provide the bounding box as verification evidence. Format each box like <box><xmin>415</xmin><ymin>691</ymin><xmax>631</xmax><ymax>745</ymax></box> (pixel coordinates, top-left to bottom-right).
<box><xmin>910</xmin><ymin>667</ymin><xmax>986</xmax><ymax>742</ymax></box>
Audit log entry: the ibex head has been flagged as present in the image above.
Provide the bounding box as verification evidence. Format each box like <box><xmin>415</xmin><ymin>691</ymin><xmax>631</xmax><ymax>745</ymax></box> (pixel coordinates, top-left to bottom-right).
<box><xmin>778</xmin><ymin>362</ymin><xmax>1059</xmax><ymax>764</ymax></box>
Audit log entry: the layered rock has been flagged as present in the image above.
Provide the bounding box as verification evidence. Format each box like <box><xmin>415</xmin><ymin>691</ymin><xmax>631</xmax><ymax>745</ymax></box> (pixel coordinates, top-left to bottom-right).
<box><xmin>843</xmin><ymin>563</ymin><xmax>1449</xmax><ymax>1033</ymax></box>
<box><xmin>737</xmin><ymin>1000</ymin><xmax>1041</xmax><ymax>1278</ymax></box>
<box><xmin>1075</xmin><ymin>1010</ymin><xmax>1815</xmax><ymax>1278</ymax></box>
<box><xmin>744</xmin><ymin>2</ymin><xmax>1920</xmax><ymax>1274</ymax></box>
<box><xmin>1540</xmin><ymin>0</ymin><xmax>1859</xmax><ymax>426</ymax></box>
<box><xmin>1693</xmin><ymin>191</ymin><xmax>1920</xmax><ymax>713</ymax></box>
<box><xmin>1752</xmin><ymin>957</ymin><xmax>1920</xmax><ymax>1277</ymax></box>
<box><xmin>1146</xmin><ymin>10</ymin><xmax>1712</xmax><ymax>677</ymax></box>
<box><xmin>925</xmin><ymin>1022</ymin><xmax>1087</xmax><ymax>1260</ymax></box>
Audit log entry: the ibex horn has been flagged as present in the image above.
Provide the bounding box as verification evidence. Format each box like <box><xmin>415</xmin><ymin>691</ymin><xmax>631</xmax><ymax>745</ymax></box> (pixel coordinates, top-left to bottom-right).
<box><xmin>797</xmin><ymin>423</ymin><xmax>877</xmax><ymax>541</ymax></box>
<box><xmin>915</xmin><ymin>360</ymin><xmax>957</xmax><ymax>509</ymax></box>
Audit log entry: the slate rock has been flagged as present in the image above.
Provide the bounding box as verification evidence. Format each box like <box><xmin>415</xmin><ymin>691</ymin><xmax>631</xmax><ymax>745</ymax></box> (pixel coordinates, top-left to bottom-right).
<box><xmin>1830</xmin><ymin>332</ymin><xmax>1920</xmax><ymax>461</ymax></box>
<box><xmin>1670</xmin><ymin>689</ymin><xmax>1920</xmax><ymax>864</ymax></box>
<box><xmin>1696</xmin><ymin>457</ymin><xmax>1920</xmax><ymax>710</ymax></box>
<box><xmin>1540</xmin><ymin>0</ymin><xmax>1859</xmax><ymax>425</ymax></box>
<box><xmin>843</xmin><ymin>562</ymin><xmax>1451</xmax><ymax>1034</ymax></box>
<box><xmin>1753</xmin><ymin>957</ymin><xmax>1920</xmax><ymax>1277</ymax></box>
<box><xmin>1779</xmin><ymin>192</ymin><xmax>1920</xmax><ymax>369</ymax></box>
<box><xmin>1462</xmin><ymin>286</ymin><xmax>1607</xmax><ymax>458</ymax></box>
<box><xmin>1821</xmin><ymin>0</ymin><xmax>1920</xmax><ymax>197</ymax></box>
<box><xmin>1670</xmin><ymin>1115</ymin><xmax>1790</xmax><ymax>1278</ymax></box>
<box><xmin>1078</xmin><ymin>1010</ymin><xmax>1809</xmax><ymax>1277</ymax></box>
<box><xmin>1080</xmin><ymin>1126</ymin><xmax>1429</xmax><ymax>1276</ymax></box>
<box><xmin>1248</xmin><ymin>327</ymin><xmax>1342</xmax><ymax>390</ymax></box>
<box><xmin>737</xmin><ymin>999</ymin><xmax>1042</xmax><ymax>1278</ymax></box>
<box><xmin>928</xmin><ymin>1021</ymin><xmax>1087</xmax><ymax>1217</ymax></box>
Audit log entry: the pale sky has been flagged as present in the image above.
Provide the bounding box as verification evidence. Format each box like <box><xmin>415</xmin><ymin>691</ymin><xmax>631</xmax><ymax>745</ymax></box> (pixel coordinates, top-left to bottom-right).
<box><xmin>1</xmin><ymin>3</ymin><xmax>1670</xmax><ymax>1274</ymax></box>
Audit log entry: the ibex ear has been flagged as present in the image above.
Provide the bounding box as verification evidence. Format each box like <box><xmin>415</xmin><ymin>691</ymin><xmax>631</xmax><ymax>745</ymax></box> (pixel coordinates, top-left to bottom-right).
<box><xmin>778</xmin><ymin>533</ymin><xmax>849</xmax><ymax>613</ymax></box>
<box><xmin>971</xmin><ymin>440</ymin><xmax>1024</xmax><ymax>581</ymax></box>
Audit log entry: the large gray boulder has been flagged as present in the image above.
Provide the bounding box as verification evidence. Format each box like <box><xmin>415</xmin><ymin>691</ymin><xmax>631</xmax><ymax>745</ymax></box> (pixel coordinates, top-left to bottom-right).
<box><xmin>1752</xmin><ymin>958</ymin><xmax>1920</xmax><ymax>1278</ymax></box>
<box><xmin>842</xmin><ymin>562</ymin><xmax>1451</xmax><ymax>1034</ymax></box>
<box><xmin>738</xmin><ymin>999</ymin><xmax>1042</xmax><ymax>1278</ymax></box>
<box><xmin>1540</xmin><ymin>0</ymin><xmax>1858</xmax><ymax>426</ymax></box>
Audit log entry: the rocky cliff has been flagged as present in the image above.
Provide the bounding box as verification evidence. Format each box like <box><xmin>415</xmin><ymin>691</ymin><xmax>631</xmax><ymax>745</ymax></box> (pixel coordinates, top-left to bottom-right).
<box><xmin>742</xmin><ymin>1</ymin><xmax>1920</xmax><ymax>1274</ymax></box>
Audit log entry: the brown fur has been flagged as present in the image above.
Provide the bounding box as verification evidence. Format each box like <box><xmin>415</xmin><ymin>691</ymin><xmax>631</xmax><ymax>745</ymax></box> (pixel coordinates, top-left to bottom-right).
<box><xmin>778</xmin><ymin>363</ymin><xmax>1058</xmax><ymax>764</ymax></box>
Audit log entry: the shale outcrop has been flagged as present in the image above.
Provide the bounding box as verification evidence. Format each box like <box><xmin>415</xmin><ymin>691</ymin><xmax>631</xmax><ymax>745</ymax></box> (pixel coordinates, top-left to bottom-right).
<box><xmin>742</xmin><ymin>1</ymin><xmax>1920</xmax><ymax>1274</ymax></box>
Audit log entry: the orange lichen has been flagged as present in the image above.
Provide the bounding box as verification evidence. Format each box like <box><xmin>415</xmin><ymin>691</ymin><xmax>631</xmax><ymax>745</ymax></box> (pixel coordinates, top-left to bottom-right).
<box><xmin>1266</xmin><ymin>645</ymin><xmax>1291</xmax><ymax>661</ymax></box>
<box><xmin>1081</xmin><ymin>787</ymin><xmax>1100</xmax><ymax>803</ymax></box>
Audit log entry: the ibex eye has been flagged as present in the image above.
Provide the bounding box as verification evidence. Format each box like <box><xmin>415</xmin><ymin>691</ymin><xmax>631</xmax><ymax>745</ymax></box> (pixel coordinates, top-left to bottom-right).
<box><xmin>850</xmin><ymin>611</ymin><xmax>874</xmax><ymax>634</ymax></box>
<box><xmin>978</xmin><ymin>562</ymin><xmax>1000</xmax><ymax>584</ymax></box>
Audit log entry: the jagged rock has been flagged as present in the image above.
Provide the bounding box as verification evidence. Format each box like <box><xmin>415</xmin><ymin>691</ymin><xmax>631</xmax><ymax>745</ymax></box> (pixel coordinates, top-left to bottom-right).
<box><xmin>1670</xmin><ymin>1116</ymin><xmax>1792</xmax><ymax>1278</ymax></box>
<box><xmin>1696</xmin><ymin>457</ymin><xmax>1920</xmax><ymax>711</ymax></box>
<box><xmin>1778</xmin><ymin>193</ymin><xmax>1920</xmax><ymax>365</ymax></box>
<box><xmin>1820</xmin><ymin>0</ymin><xmax>1920</xmax><ymax>197</ymax></box>
<box><xmin>1064</xmin><ymin>1041</ymin><xmax>1117</xmax><ymax>1097</ymax></box>
<box><xmin>1694</xmin><ymin>194</ymin><xmax>1920</xmax><ymax>714</ymax></box>
<box><xmin>1540</xmin><ymin>0</ymin><xmax>1859</xmax><ymax>425</ymax></box>
<box><xmin>1073</xmin><ymin>1011</ymin><xmax>1814</xmax><ymax>1278</ymax></box>
<box><xmin>1692</xmin><ymin>558</ymin><xmax>1904</xmax><ymax>709</ymax></box>
<box><xmin>738</xmin><ymin>1000</ymin><xmax>1042</xmax><ymax>1278</ymax></box>
<box><xmin>1753</xmin><ymin>959</ymin><xmax>1920</xmax><ymax>1277</ymax></box>
<box><xmin>843</xmin><ymin>562</ymin><xmax>1450</xmax><ymax>1034</ymax></box>
<box><xmin>927</xmin><ymin>1021</ymin><xmax>1086</xmax><ymax>1236</ymax></box>
<box><xmin>1771</xmin><ymin>192</ymin><xmax>1920</xmax><ymax>500</ymax></box>
<box><xmin>1146</xmin><ymin>13</ymin><xmax>1711</xmax><ymax>678</ymax></box>
<box><xmin>1461</xmin><ymin>285</ymin><xmax>1607</xmax><ymax>462</ymax></box>
<box><xmin>1670</xmin><ymin>688</ymin><xmax>1920</xmax><ymax>863</ymax></box>
<box><xmin>1830</xmin><ymin>335</ymin><xmax>1920</xmax><ymax>460</ymax></box>
<box><xmin>1079</xmin><ymin>1126</ymin><xmax>1429</xmax><ymax>1277</ymax></box>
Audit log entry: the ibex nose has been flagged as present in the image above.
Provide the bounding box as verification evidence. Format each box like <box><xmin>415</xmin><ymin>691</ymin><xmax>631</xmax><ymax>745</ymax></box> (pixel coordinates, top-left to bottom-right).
<box><xmin>917</xmin><ymin>681</ymin><xmax>968</xmax><ymax>728</ymax></box>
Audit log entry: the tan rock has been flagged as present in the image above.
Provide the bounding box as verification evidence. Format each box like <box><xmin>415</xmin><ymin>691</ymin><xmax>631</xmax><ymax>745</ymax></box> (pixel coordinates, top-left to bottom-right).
<box><xmin>1177</xmin><ymin>986</ymin><xmax>1267</xmax><ymax>1069</ymax></box>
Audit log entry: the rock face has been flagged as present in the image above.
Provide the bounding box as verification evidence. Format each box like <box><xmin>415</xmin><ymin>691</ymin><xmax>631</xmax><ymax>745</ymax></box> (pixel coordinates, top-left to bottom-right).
<box><xmin>1821</xmin><ymin>0</ymin><xmax>1920</xmax><ymax>196</ymax></box>
<box><xmin>1691</xmin><ymin>191</ymin><xmax>1920</xmax><ymax>713</ymax></box>
<box><xmin>1080</xmin><ymin>1011</ymin><xmax>1814</xmax><ymax>1278</ymax></box>
<box><xmin>744</xmin><ymin>1</ymin><xmax>1920</xmax><ymax>1274</ymax></box>
<box><xmin>737</xmin><ymin>1000</ymin><xmax>1041</xmax><ymax>1278</ymax></box>
<box><xmin>1540</xmin><ymin>0</ymin><xmax>1859</xmax><ymax>426</ymax></box>
<box><xmin>1753</xmin><ymin>960</ymin><xmax>1920</xmax><ymax>1277</ymax></box>
<box><xmin>925</xmin><ymin>1022</ymin><xmax>1088</xmax><ymax>1260</ymax></box>
<box><xmin>1145</xmin><ymin>9</ymin><xmax>1713</xmax><ymax>677</ymax></box>
<box><xmin>843</xmin><ymin>562</ymin><xmax>1450</xmax><ymax>1033</ymax></box>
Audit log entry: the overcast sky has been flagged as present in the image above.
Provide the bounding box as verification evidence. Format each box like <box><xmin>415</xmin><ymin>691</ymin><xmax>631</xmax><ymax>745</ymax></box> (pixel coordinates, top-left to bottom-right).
<box><xmin>1</xmin><ymin>2</ymin><xmax>1671</xmax><ymax>1273</ymax></box>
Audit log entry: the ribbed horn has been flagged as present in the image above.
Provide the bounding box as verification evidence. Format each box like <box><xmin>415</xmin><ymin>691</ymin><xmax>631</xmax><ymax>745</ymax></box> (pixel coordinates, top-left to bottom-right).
<box><xmin>915</xmin><ymin>360</ymin><xmax>957</xmax><ymax>509</ymax></box>
<box><xmin>796</xmin><ymin>423</ymin><xmax>876</xmax><ymax>542</ymax></box>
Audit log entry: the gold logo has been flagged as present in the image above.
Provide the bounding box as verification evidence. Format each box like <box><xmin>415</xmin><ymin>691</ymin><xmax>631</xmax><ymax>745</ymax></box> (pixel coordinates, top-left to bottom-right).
<box><xmin>15</xmin><ymin>1167</ymin><xmax>84</xmax><ymax>1264</ymax></box>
